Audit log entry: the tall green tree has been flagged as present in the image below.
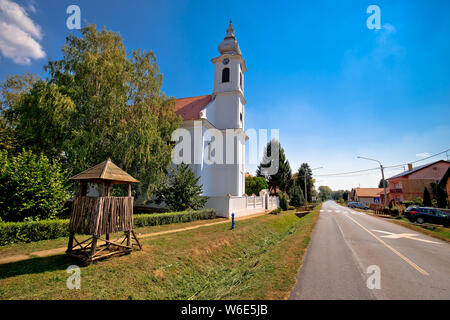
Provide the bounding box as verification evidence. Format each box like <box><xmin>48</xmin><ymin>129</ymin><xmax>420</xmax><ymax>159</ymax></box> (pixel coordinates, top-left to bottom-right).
<box><xmin>379</xmin><ymin>179</ymin><xmax>389</xmax><ymax>188</ymax></box>
<box><xmin>256</xmin><ymin>139</ymin><xmax>292</xmax><ymax>193</ymax></box>
<box><xmin>154</xmin><ymin>163</ymin><xmax>207</xmax><ymax>211</ymax></box>
<box><xmin>436</xmin><ymin>185</ymin><xmax>448</xmax><ymax>208</ymax></box>
<box><xmin>297</xmin><ymin>163</ymin><xmax>314</xmax><ymax>202</ymax></box>
<box><xmin>331</xmin><ymin>190</ymin><xmax>345</xmax><ymax>200</ymax></box>
<box><xmin>343</xmin><ymin>190</ymin><xmax>349</xmax><ymax>202</ymax></box>
<box><xmin>245</xmin><ymin>175</ymin><xmax>268</xmax><ymax>195</ymax></box>
<box><xmin>318</xmin><ymin>186</ymin><xmax>332</xmax><ymax>201</ymax></box>
<box><xmin>0</xmin><ymin>73</ymin><xmax>39</xmax><ymax>152</ymax></box>
<box><xmin>288</xmin><ymin>182</ymin><xmax>305</xmax><ymax>207</ymax></box>
<box><xmin>423</xmin><ymin>187</ymin><xmax>432</xmax><ymax>207</ymax></box>
<box><xmin>5</xmin><ymin>25</ymin><xmax>181</xmax><ymax>197</ymax></box>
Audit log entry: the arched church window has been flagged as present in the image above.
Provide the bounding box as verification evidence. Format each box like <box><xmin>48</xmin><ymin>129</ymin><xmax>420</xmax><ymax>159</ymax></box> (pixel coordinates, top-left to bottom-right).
<box><xmin>222</xmin><ymin>68</ymin><xmax>230</xmax><ymax>83</ymax></box>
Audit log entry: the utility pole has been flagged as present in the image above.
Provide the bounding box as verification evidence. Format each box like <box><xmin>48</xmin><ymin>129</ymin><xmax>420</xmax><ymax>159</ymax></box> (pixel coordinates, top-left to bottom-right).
<box><xmin>304</xmin><ymin>174</ymin><xmax>308</xmax><ymax>205</ymax></box>
<box><xmin>357</xmin><ymin>156</ymin><xmax>388</xmax><ymax>207</ymax></box>
<box><xmin>300</xmin><ymin>166</ymin><xmax>323</xmax><ymax>205</ymax></box>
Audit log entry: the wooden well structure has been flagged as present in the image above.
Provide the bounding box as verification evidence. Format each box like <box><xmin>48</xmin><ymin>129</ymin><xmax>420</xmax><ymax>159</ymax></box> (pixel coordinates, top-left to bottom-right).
<box><xmin>67</xmin><ymin>158</ymin><xmax>142</xmax><ymax>264</ymax></box>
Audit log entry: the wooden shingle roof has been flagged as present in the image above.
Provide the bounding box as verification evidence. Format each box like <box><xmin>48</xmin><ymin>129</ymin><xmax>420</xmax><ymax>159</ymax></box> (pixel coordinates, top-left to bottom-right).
<box><xmin>70</xmin><ymin>158</ymin><xmax>139</xmax><ymax>183</ymax></box>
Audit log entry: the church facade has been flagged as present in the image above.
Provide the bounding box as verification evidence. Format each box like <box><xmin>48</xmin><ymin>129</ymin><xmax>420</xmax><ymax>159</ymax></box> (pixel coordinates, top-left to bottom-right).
<box><xmin>172</xmin><ymin>21</ymin><xmax>278</xmax><ymax>217</ymax></box>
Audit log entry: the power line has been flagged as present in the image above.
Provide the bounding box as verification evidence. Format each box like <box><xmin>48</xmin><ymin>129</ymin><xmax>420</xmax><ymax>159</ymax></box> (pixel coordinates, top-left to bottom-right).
<box><xmin>384</xmin><ymin>149</ymin><xmax>450</xmax><ymax>168</ymax></box>
<box><xmin>314</xmin><ymin>148</ymin><xmax>449</xmax><ymax>177</ymax></box>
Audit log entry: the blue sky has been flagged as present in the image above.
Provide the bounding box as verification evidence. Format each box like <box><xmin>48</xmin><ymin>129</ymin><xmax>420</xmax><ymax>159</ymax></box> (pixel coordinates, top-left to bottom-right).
<box><xmin>1</xmin><ymin>0</ymin><xmax>449</xmax><ymax>190</ymax></box>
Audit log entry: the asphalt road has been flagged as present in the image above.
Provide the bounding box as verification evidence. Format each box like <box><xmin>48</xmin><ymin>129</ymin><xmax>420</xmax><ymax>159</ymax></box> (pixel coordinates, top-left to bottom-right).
<box><xmin>289</xmin><ymin>200</ymin><xmax>450</xmax><ymax>299</ymax></box>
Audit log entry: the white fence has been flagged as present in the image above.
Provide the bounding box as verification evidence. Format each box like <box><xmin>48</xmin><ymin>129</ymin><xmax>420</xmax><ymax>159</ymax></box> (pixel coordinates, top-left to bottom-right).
<box><xmin>205</xmin><ymin>194</ymin><xmax>279</xmax><ymax>218</ymax></box>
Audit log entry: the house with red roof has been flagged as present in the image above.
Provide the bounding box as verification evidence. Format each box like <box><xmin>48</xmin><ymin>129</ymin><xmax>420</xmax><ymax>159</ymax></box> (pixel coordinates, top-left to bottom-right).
<box><xmin>170</xmin><ymin>21</ymin><xmax>278</xmax><ymax>217</ymax></box>
<box><xmin>382</xmin><ymin>160</ymin><xmax>450</xmax><ymax>204</ymax></box>
<box><xmin>348</xmin><ymin>188</ymin><xmax>383</xmax><ymax>206</ymax></box>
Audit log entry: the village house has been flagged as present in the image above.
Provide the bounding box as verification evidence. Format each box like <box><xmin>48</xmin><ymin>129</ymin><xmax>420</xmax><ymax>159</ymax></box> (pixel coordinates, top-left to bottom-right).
<box><xmin>348</xmin><ymin>188</ymin><xmax>383</xmax><ymax>206</ymax></box>
<box><xmin>382</xmin><ymin>160</ymin><xmax>450</xmax><ymax>204</ymax></box>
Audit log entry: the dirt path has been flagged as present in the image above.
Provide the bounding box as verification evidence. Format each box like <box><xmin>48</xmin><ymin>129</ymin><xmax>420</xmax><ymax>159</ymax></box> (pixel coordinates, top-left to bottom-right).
<box><xmin>0</xmin><ymin>211</ymin><xmax>270</xmax><ymax>265</ymax></box>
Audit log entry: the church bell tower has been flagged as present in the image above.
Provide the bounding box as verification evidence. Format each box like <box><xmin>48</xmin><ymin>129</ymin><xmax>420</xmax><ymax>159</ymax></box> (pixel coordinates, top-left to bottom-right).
<box><xmin>211</xmin><ymin>21</ymin><xmax>246</xmax><ymax>130</ymax></box>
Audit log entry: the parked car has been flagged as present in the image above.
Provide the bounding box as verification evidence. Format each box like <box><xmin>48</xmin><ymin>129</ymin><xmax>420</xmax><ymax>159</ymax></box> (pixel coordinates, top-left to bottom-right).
<box><xmin>348</xmin><ymin>202</ymin><xmax>369</xmax><ymax>210</ymax></box>
<box><xmin>404</xmin><ymin>206</ymin><xmax>450</xmax><ymax>227</ymax></box>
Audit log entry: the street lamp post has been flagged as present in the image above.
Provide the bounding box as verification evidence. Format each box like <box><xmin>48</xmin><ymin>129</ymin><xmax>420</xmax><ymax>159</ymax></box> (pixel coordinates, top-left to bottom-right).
<box><xmin>301</xmin><ymin>166</ymin><xmax>323</xmax><ymax>205</ymax></box>
<box><xmin>356</xmin><ymin>156</ymin><xmax>388</xmax><ymax>207</ymax></box>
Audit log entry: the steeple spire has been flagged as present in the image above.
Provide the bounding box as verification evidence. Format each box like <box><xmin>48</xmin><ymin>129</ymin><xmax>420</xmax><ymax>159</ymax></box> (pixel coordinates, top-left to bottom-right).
<box><xmin>218</xmin><ymin>20</ymin><xmax>241</xmax><ymax>55</ymax></box>
<box><xmin>224</xmin><ymin>20</ymin><xmax>235</xmax><ymax>39</ymax></box>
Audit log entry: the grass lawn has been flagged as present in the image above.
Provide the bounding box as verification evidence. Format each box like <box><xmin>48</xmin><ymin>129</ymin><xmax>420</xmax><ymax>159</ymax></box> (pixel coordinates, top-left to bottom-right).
<box><xmin>0</xmin><ymin>205</ymin><xmax>320</xmax><ymax>300</ymax></box>
<box><xmin>0</xmin><ymin>218</ymin><xmax>227</xmax><ymax>259</ymax></box>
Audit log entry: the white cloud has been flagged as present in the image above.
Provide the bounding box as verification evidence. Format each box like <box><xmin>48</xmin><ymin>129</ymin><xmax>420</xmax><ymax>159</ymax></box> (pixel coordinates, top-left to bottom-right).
<box><xmin>416</xmin><ymin>152</ymin><xmax>430</xmax><ymax>157</ymax></box>
<box><xmin>0</xmin><ymin>0</ymin><xmax>45</xmax><ymax>65</ymax></box>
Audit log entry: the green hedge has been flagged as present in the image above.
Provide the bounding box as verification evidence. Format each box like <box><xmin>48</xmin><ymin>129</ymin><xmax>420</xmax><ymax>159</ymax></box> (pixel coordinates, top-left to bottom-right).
<box><xmin>0</xmin><ymin>219</ymin><xmax>70</xmax><ymax>246</ymax></box>
<box><xmin>133</xmin><ymin>209</ymin><xmax>216</xmax><ymax>227</ymax></box>
<box><xmin>0</xmin><ymin>209</ymin><xmax>216</xmax><ymax>246</ymax></box>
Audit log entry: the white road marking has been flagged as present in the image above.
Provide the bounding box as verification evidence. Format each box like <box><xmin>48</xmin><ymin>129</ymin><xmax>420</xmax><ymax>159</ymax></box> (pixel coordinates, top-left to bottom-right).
<box><xmin>343</xmin><ymin>214</ymin><xmax>429</xmax><ymax>276</ymax></box>
<box><xmin>372</xmin><ymin>230</ymin><xmax>441</xmax><ymax>244</ymax></box>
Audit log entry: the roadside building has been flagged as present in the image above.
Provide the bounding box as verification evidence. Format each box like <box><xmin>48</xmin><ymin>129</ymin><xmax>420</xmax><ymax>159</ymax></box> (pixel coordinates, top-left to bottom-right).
<box><xmin>348</xmin><ymin>188</ymin><xmax>383</xmax><ymax>206</ymax></box>
<box><xmin>383</xmin><ymin>160</ymin><xmax>450</xmax><ymax>204</ymax></box>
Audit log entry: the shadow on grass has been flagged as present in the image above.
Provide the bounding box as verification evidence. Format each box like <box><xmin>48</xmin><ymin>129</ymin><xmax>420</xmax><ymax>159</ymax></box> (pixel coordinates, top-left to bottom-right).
<box><xmin>294</xmin><ymin>211</ymin><xmax>310</xmax><ymax>219</ymax></box>
<box><xmin>0</xmin><ymin>254</ymin><xmax>81</xmax><ymax>280</ymax></box>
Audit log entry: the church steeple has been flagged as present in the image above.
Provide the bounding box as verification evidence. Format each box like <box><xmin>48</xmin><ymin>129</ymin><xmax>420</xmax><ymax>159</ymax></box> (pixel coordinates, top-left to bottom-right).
<box><xmin>218</xmin><ymin>20</ymin><xmax>241</xmax><ymax>56</ymax></box>
<box><xmin>210</xmin><ymin>21</ymin><xmax>246</xmax><ymax>130</ymax></box>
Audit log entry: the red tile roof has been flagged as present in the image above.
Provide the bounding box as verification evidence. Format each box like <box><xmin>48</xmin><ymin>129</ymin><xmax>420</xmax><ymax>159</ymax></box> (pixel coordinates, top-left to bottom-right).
<box><xmin>174</xmin><ymin>95</ymin><xmax>212</xmax><ymax>121</ymax></box>
<box><xmin>354</xmin><ymin>188</ymin><xmax>384</xmax><ymax>198</ymax></box>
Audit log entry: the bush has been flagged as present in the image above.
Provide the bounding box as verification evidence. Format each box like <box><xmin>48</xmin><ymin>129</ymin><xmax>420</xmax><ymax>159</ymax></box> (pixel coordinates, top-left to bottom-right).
<box><xmin>0</xmin><ymin>149</ymin><xmax>70</xmax><ymax>222</ymax></box>
<box><xmin>154</xmin><ymin>163</ymin><xmax>207</xmax><ymax>211</ymax></box>
<box><xmin>436</xmin><ymin>185</ymin><xmax>448</xmax><ymax>208</ymax></box>
<box><xmin>279</xmin><ymin>192</ymin><xmax>288</xmax><ymax>211</ymax></box>
<box><xmin>423</xmin><ymin>187</ymin><xmax>432</xmax><ymax>207</ymax></box>
<box><xmin>0</xmin><ymin>219</ymin><xmax>70</xmax><ymax>246</ymax></box>
<box><xmin>0</xmin><ymin>209</ymin><xmax>216</xmax><ymax>246</ymax></box>
<box><xmin>288</xmin><ymin>183</ymin><xmax>304</xmax><ymax>207</ymax></box>
<box><xmin>269</xmin><ymin>208</ymin><xmax>282</xmax><ymax>215</ymax></box>
<box><xmin>245</xmin><ymin>176</ymin><xmax>268</xmax><ymax>196</ymax></box>
<box><xmin>133</xmin><ymin>209</ymin><xmax>216</xmax><ymax>227</ymax></box>
<box><xmin>390</xmin><ymin>206</ymin><xmax>399</xmax><ymax>216</ymax></box>
<box><xmin>338</xmin><ymin>198</ymin><xmax>345</xmax><ymax>205</ymax></box>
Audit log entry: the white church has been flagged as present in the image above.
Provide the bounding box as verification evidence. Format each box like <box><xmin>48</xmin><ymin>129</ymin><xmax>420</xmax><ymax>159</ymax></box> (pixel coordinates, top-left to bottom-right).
<box><xmin>172</xmin><ymin>21</ymin><xmax>278</xmax><ymax>218</ymax></box>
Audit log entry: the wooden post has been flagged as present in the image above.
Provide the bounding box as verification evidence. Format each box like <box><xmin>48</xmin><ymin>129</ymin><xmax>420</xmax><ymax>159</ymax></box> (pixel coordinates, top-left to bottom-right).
<box><xmin>98</xmin><ymin>182</ymin><xmax>104</xmax><ymax>197</ymax></box>
<box><xmin>81</xmin><ymin>182</ymin><xmax>88</xmax><ymax>196</ymax></box>
<box><xmin>126</xmin><ymin>231</ymin><xmax>131</xmax><ymax>249</ymax></box>
<box><xmin>67</xmin><ymin>232</ymin><xmax>74</xmax><ymax>252</ymax></box>
<box><xmin>91</xmin><ymin>236</ymin><xmax>98</xmax><ymax>259</ymax></box>
<box><xmin>127</xmin><ymin>184</ymin><xmax>131</xmax><ymax>197</ymax></box>
<box><xmin>77</xmin><ymin>182</ymin><xmax>83</xmax><ymax>197</ymax></box>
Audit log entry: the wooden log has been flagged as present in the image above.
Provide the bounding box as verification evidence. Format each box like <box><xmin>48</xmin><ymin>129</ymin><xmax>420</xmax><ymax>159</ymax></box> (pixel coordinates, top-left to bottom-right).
<box><xmin>131</xmin><ymin>230</ymin><xmax>142</xmax><ymax>250</ymax></box>
<box><xmin>67</xmin><ymin>232</ymin><xmax>74</xmax><ymax>252</ymax></box>
<box><xmin>90</xmin><ymin>236</ymin><xmax>98</xmax><ymax>258</ymax></box>
<box><xmin>126</xmin><ymin>230</ymin><xmax>131</xmax><ymax>249</ymax></box>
